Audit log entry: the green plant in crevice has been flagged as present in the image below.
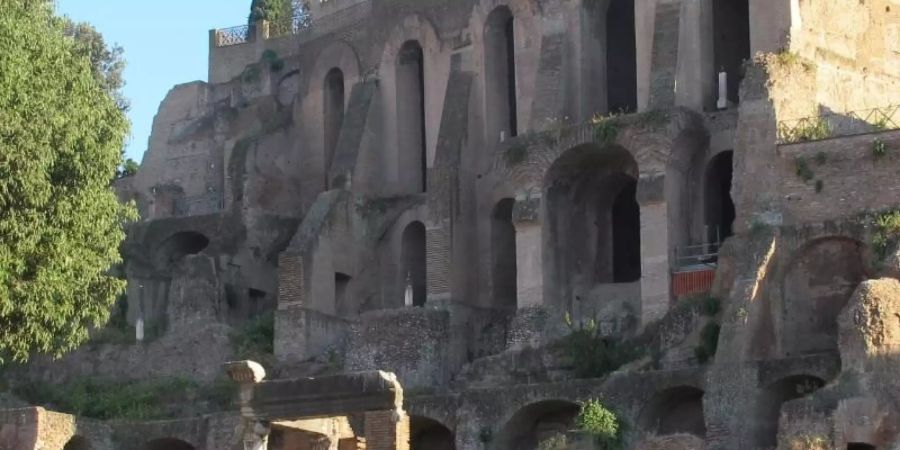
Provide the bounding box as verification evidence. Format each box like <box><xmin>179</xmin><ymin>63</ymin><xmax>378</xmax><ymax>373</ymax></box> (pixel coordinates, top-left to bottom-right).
<box><xmin>230</xmin><ymin>312</ymin><xmax>275</xmax><ymax>364</ymax></box>
<box><xmin>505</xmin><ymin>143</ymin><xmax>527</xmax><ymax>166</ymax></box>
<box><xmin>561</xmin><ymin>314</ymin><xmax>644</xmax><ymax>379</ymax></box>
<box><xmin>576</xmin><ymin>399</ymin><xmax>623</xmax><ymax>449</ymax></box>
<box><xmin>695</xmin><ymin>322</ymin><xmax>721</xmax><ymax>363</ymax></box>
<box><xmin>814</xmin><ymin>151</ymin><xmax>827</xmax><ymax>165</ymax></box>
<box><xmin>781</xmin><ymin>117</ymin><xmax>831</xmax><ymax>143</ymax></box>
<box><xmin>261</xmin><ymin>49</ymin><xmax>284</xmax><ymax>72</ymax></box>
<box><xmin>873</xmin><ymin>138</ymin><xmax>888</xmax><ymax>159</ymax></box>
<box><xmin>795</xmin><ymin>156</ymin><xmax>814</xmax><ymax>182</ymax></box>
<box><xmin>241</xmin><ymin>65</ymin><xmax>261</xmax><ymax>84</ymax></box>
<box><xmin>537</xmin><ymin>433</ymin><xmax>568</xmax><ymax>450</ymax></box>
<box><xmin>871</xmin><ymin>210</ymin><xmax>900</xmax><ymax>264</ymax></box>
<box><xmin>592</xmin><ymin>114</ymin><xmax>620</xmax><ymax>145</ymax></box>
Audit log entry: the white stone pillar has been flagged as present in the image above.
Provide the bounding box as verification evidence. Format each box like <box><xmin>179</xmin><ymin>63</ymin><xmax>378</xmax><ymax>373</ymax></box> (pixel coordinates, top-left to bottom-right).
<box><xmin>513</xmin><ymin>194</ymin><xmax>543</xmax><ymax>308</ymax></box>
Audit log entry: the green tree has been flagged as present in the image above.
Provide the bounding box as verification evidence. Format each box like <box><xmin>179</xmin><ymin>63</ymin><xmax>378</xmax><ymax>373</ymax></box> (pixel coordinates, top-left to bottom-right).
<box><xmin>249</xmin><ymin>0</ymin><xmax>309</xmax><ymax>24</ymax></box>
<box><xmin>61</xmin><ymin>19</ymin><xmax>129</xmax><ymax>111</ymax></box>
<box><xmin>118</xmin><ymin>158</ymin><xmax>139</xmax><ymax>179</ymax></box>
<box><xmin>0</xmin><ymin>0</ymin><xmax>136</xmax><ymax>363</ymax></box>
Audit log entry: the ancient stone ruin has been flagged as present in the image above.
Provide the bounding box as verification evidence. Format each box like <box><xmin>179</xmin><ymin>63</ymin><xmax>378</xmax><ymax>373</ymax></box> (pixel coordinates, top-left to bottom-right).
<box><xmin>2</xmin><ymin>0</ymin><xmax>900</xmax><ymax>448</ymax></box>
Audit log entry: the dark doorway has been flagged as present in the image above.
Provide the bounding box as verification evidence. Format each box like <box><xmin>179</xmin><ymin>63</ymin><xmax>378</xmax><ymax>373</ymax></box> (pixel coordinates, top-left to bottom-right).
<box><xmin>704</xmin><ymin>150</ymin><xmax>735</xmax><ymax>243</ymax></box>
<box><xmin>411</xmin><ymin>417</ymin><xmax>456</xmax><ymax>450</ymax></box>
<box><xmin>713</xmin><ymin>0</ymin><xmax>751</xmax><ymax>104</ymax></box>
<box><xmin>492</xmin><ymin>198</ymin><xmax>518</xmax><ymax>310</ymax></box>
<box><xmin>402</xmin><ymin>221</ymin><xmax>427</xmax><ymax>307</ymax></box>
<box><xmin>606</xmin><ymin>0</ymin><xmax>637</xmax><ymax>113</ymax></box>
<box><xmin>848</xmin><ymin>444</ymin><xmax>877</xmax><ymax>450</ymax></box>
<box><xmin>324</xmin><ymin>68</ymin><xmax>345</xmax><ymax>187</ymax></box>
<box><xmin>756</xmin><ymin>375</ymin><xmax>826</xmax><ymax>448</ymax></box>
<box><xmin>612</xmin><ymin>178</ymin><xmax>641</xmax><ymax>282</ymax></box>
<box><xmin>64</xmin><ymin>437</ymin><xmax>91</xmax><ymax>450</ymax></box>
<box><xmin>639</xmin><ymin>387</ymin><xmax>707</xmax><ymax>437</ymax></box>
<box><xmin>335</xmin><ymin>272</ymin><xmax>351</xmax><ymax>313</ymax></box>
<box><xmin>397</xmin><ymin>41</ymin><xmax>427</xmax><ymax>193</ymax></box>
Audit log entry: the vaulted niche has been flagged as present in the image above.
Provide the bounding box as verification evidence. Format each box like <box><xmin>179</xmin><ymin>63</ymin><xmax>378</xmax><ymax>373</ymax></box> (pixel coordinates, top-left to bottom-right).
<box><xmin>492</xmin><ymin>198</ymin><xmax>518</xmax><ymax>310</ymax></box>
<box><xmin>704</xmin><ymin>150</ymin><xmax>735</xmax><ymax>242</ymax></box>
<box><xmin>324</xmin><ymin>67</ymin><xmax>345</xmax><ymax>187</ymax></box>
<box><xmin>397</xmin><ymin>40</ymin><xmax>427</xmax><ymax>193</ymax></box>
<box><xmin>411</xmin><ymin>417</ymin><xmax>456</xmax><ymax>450</ymax></box>
<box><xmin>639</xmin><ymin>386</ymin><xmax>706</xmax><ymax>438</ymax></box>
<box><xmin>485</xmin><ymin>6</ymin><xmax>518</xmax><ymax>140</ymax></box>
<box><xmin>713</xmin><ymin>0</ymin><xmax>751</xmax><ymax>104</ymax></box>
<box><xmin>496</xmin><ymin>400</ymin><xmax>580</xmax><ymax>450</ymax></box>
<box><xmin>755</xmin><ymin>375</ymin><xmax>826</xmax><ymax>448</ymax></box>
<box><xmin>402</xmin><ymin>221</ymin><xmax>427</xmax><ymax>307</ymax></box>
<box><xmin>606</xmin><ymin>0</ymin><xmax>637</xmax><ymax>113</ymax></box>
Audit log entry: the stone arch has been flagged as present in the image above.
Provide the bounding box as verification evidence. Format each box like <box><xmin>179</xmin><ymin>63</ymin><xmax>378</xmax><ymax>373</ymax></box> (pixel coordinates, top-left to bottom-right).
<box><xmin>754</xmin><ymin>375</ymin><xmax>826</xmax><ymax>449</ymax></box>
<box><xmin>781</xmin><ymin>237</ymin><xmax>867</xmax><ymax>357</ymax></box>
<box><xmin>380</xmin><ymin>15</ymin><xmax>445</xmax><ymax>194</ymax></box>
<box><xmin>411</xmin><ymin>416</ymin><xmax>455</xmax><ymax>450</ymax></box>
<box><xmin>63</xmin><ymin>436</ymin><xmax>91</xmax><ymax>450</ymax></box>
<box><xmin>138</xmin><ymin>438</ymin><xmax>196</xmax><ymax>450</ymax></box>
<box><xmin>484</xmin><ymin>5</ymin><xmax>518</xmax><ymax>141</ymax></box>
<box><xmin>638</xmin><ymin>386</ymin><xmax>706</xmax><ymax>437</ymax></box>
<box><xmin>495</xmin><ymin>399</ymin><xmax>580</xmax><ymax>450</ymax></box>
<box><xmin>492</xmin><ymin>198</ymin><xmax>518</xmax><ymax>310</ymax></box>
<box><xmin>305</xmin><ymin>41</ymin><xmax>361</xmax><ymax>189</ymax></box>
<box><xmin>323</xmin><ymin>67</ymin><xmax>346</xmax><ymax>187</ymax></box>
<box><xmin>402</xmin><ymin>221</ymin><xmax>427</xmax><ymax>307</ymax></box>
<box><xmin>544</xmin><ymin>144</ymin><xmax>641</xmax><ymax>310</ymax></box>
<box><xmin>713</xmin><ymin>0</ymin><xmax>751</xmax><ymax>105</ymax></box>
<box><xmin>154</xmin><ymin>231</ymin><xmax>210</xmax><ymax>266</ymax></box>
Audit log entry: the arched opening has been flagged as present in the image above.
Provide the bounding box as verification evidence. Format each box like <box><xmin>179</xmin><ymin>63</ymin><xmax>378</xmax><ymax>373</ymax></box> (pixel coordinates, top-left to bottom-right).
<box><xmin>704</xmin><ymin>150</ymin><xmax>735</xmax><ymax>243</ymax></box>
<box><xmin>335</xmin><ymin>272</ymin><xmax>352</xmax><ymax>314</ymax></box>
<box><xmin>64</xmin><ymin>436</ymin><xmax>91</xmax><ymax>450</ymax></box>
<box><xmin>639</xmin><ymin>386</ymin><xmax>706</xmax><ymax>437</ymax></box>
<box><xmin>496</xmin><ymin>400</ymin><xmax>580</xmax><ymax>450</ymax></box>
<box><xmin>713</xmin><ymin>0</ymin><xmax>751</xmax><ymax>105</ymax></box>
<box><xmin>324</xmin><ymin>67</ymin><xmax>345</xmax><ymax>187</ymax></box>
<box><xmin>848</xmin><ymin>444</ymin><xmax>877</xmax><ymax>450</ymax></box>
<box><xmin>755</xmin><ymin>375</ymin><xmax>826</xmax><ymax>448</ymax></box>
<box><xmin>139</xmin><ymin>438</ymin><xmax>196</xmax><ymax>450</ymax></box>
<box><xmin>606</xmin><ymin>0</ymin><xmax>637</xmax><ymax>113</ymax></box>
<box><xmin>411</xmin><ymin>416</ymin><xmax>455</xmax><ymax>450</ymax></box>
<box><xmin>269</xmin><ymin>428</ymin><xmax>334</xmax><ymax>449</ymax></box>
<box><xmin>492</xmin><ymin>198</ymin><xmax>518</xmax><ymax>310</ymax></box>
<box><xmin>485</xmin><ymin>6</ymin><xmax>518</xmax><ymax>140</ymax></box>
<box><xmin>397</xmin><ymin>40</ymin><xmax>427</xmax><ymax>193</ymax></box>
<box><xmin>782</xmin><ymin>238</ymin><xmax>867</xmax><ymax>356</ymax></box>
<box><xmin>402</xmin><ymin>221</ymin><xmax>427</xmax><ymax>307</ymax></box>
<box><xmin>545</xmin><ymin>145</ymin><xmax>641</xmax><ymax>306</ymax></box>
<box><xmin>155</xmin><ymin>231</ymin><xmax>210</xmax><ymax>265</ymax></box>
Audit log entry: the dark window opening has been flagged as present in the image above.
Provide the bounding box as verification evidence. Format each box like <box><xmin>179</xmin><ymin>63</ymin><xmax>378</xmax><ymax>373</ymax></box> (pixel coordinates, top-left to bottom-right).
<box><xmin>485</xmin><ymin>7</ymin><xmax>518</xmax><ymax>140</ymax></box>
<box><xmin>335</xmin><ymin>272</ymin><xmax>351</xmax><ymax>310</ymax></box>
<box><xmin>713</xmin><ymin>0</ymin><xmax>751</xmax><ymax>105</ymax></box>
<box><xmin>639</xmin><ymin>387</ymin><xmax>706</xmax><ymax>438</ymax></box>
<box><xmin>606</xmin><ymin>0</ymin><xmax>637</xmax><ymax>113</ymax></box>
<box><xmin>156</xmin><ymin>231</ymin><xmax>210</xmax><ymax>266</ymax></box>
<box><xmin>411</xmin><ymin>417</ymin><xmax>456</xmax><ymax>450</ymax></box>
<box><xmin>612</xmin><ymin>178</ymin><xmax>641</xmax><ymax>282</ymax></box>
<box><xmin>402</xmin><ymin>221</ymin><xmax>427</xmax><ymax>307</ymax></box>
<box><xmin>397</xmin><ymin>41</ymin><xmax>427</xmax><ymax>193</ymax></box>
<box><xmin>492</xmin><ymin>198</ymin><xmax>518</xmax><ymax>310</ymax></box>
<box><xmin>848</xmin><ymin>444</ymin><xmax>877</xmax><ymax>450</ymax></box>
<box><xmin>704</xmin><ymin>150</ymin><xmax>735</xmax><ymax>243</ymax></box>
<box><xmin>64</xmin><ymin>437</ymin><xmax>91</xmax><ymax>450</ymax></box>
<box><xmin>324</xmin><ymin>68</ymin><xmax>345</xmax><ymax>188</ymax></box>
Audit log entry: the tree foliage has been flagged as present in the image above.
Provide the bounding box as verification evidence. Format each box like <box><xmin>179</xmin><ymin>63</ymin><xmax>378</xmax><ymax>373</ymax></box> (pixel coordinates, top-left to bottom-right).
<box><xmin>0</xmin><ymin>0</ymin><xmax>136</xmax><ymax>363</ymax></box>
<box><xmin>249</xmin><ymin>0</ymin><xmax>308</xmax><ymax>23</ymax></box>
<box><xmin>62</xmin><ymin>19</ymin><xmax>128</xmax><ymax>111</ymax></box>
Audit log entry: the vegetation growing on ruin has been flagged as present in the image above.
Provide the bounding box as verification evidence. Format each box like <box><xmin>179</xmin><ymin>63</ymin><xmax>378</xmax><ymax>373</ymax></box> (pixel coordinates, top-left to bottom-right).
<box><xmin>505</xmin><ymin>143</ymin><xmax>528</xmax><ymax>166</ymax></box>
<box><xmin>0</xmin><ymin>0</ymin><xmax>137</xmax><ymax>363</ymax></box>
<box><xmin>873</xmin><ymin>138</ymin><xmax>888</xmax><ymax>159</ymax></box>
<box><xmin>537</xmin><ymin>434</ymin><xmax>569</xmax><ymax>450</ymax></box>
<box><xmin>781</xmin><ymin>118</ymin><xmax>831</xmax><ymax>144</ymax></box>
<box><xmin>576</xmin><ymin>399</ymin><xmax>623</xmax><ymax>449</ymax></box>
<box><xmin>795</xmin><ymin>156</ymin><xmax>815</xmax><ymax>182</ymax></box>
<box><xmin>230</xmin><ymin>312</ymin><xmax>275</xmax><ymax>365</ymax></box>
<box><xmin>871</xmin><ymin>210</ymin><xmax>900</xmax><ymax>263</ymax></box>
<box><xmin>13</xmin><ymin>376</ymin><xmax>236</xmax><ymax>420</ymax></box>
<box><xmin>561</xmin><ymin>315</ymin><xmax>644</xmax><ymax>378</ymax></box>
<box><xmin>261</xmin><ymin>49</ymin><xmax>285</xmax><ymax>72</ymax></box>
<box><xmin>695</xmin><ymin>322</ymin><xmax>721</xmax><ymax>363</ymax></box>
<box><xmin>592</xmin><ymin>114</ymin><xmax>621</xmax><ymax>145</ymax></box>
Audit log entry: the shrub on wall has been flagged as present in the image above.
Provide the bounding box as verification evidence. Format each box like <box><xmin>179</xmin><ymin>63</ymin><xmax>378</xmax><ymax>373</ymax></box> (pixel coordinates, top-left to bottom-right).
<box><xmin>561</xmin><ymin>315</ymin><xmax>644</xmax><ymax>378</ymax></box>
<box><xmin>576</xmin><ymin>399</ymin><xmax>623</xmax><ymax>449</ymax></box>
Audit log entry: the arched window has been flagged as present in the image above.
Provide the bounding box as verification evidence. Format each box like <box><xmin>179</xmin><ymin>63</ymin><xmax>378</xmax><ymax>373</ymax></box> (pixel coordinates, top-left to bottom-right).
<box><xmin>492</xmin><ymin>198</ymin><xmax>518</xmax><ymax>310</ymax></box>
<box><xmin>612</xmin><ymin>178</ymin><xmax>641</xmax><ymax>282</ymax></box>
<box><xmin>411</xmin><ymin>416</ymin><xmax>456</xmax><ymax>450</ymax></box>
<box><xmin>324</xmin><ymin>67</ymin><xmax>345</xmax><ymax>187</ymax></box>
<box><xmin>606</xmin><ymin>0</ymin><xmax>637</xmax><ymax>113</ymax></box>
<box><xmin>397</xmin><ymin>41</ymin><xmax>427</xmax><ymax>193</ymax></box>
<box><xmin>485</xmin><ymin>6</ymin><xmax>518</xmax><ymax>140</ymax></box>
<box><xmin>713</xmin><ymin>0</ymin><xmax>751</xmax><ymax>105</ymax></box>
<box><xmin>496</xmin><ymin>400</ymin><xmax>580</xmax><ymax>450</ymax></box>
<box><xmin>402</xmin><ymin>221</ymin><xmax>427</xmax><ymax>307</ymax></box>
<box><xmin>704</xmin><ymin>150</ymin><xmax>735</xmax><ymax>243</ymax></box>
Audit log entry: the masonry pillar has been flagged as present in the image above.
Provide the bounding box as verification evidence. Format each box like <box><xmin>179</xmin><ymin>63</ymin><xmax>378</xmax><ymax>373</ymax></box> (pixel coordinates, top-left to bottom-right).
<box><xmin>638</xmin><ymin>176</ymin><xmax>670</xmax><ymax>324</ymax></box>
<box><xmin>426</xmin><ymin>221</ymin><xmax>451</xmax><ymax>306</ymax></box>
<box><xmin>364</xmin><ymin>409</ymin><xmax>409</xmax><ymax>450</ymax></box>
<box><xmin>675</xmin><ymin>0</ymin><xmax>714</xmax><ymax>110</ymax></box>
<box><xmin>513</xmin><ymin>194</ymin><xmax>543</xmax><ymax>308</ymax></box>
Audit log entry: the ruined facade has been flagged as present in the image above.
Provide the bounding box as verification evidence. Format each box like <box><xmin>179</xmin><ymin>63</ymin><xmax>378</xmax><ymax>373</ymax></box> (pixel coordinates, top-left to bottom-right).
<box><xmin>3</xmin><ymin>0</ymin><xmax>900</xmax><ymax>448</ymax></box>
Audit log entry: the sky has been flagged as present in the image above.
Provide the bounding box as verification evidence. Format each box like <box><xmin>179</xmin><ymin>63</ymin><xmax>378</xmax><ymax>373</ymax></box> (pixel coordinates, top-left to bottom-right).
<box><xmin>55</xmin><ymin>1</ymin><xmax>250</xmax><ymax>162</ymax></box>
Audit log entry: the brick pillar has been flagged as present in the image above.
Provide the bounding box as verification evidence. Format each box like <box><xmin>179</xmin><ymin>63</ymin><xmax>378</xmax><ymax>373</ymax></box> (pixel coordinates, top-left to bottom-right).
<box><xmin>364</xmin><ymin>410</ymin><xmax>409</xmax><ymax>450</ymax></box>
<box><xmin>513</xmin><ymin>194</ymin><xmax>543</xmax><ymax>308</ymax></box>
<box><xmin>638</xmin><ymin>200</ymin><xmax>671</xmax><ymax>324</ymax></box>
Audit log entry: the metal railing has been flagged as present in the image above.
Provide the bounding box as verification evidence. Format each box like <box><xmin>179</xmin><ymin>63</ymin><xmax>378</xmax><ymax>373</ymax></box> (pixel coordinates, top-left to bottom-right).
<box><xmin>215</xmin><ymin>24</ymin><xmax>252</xmax><ymax>47</ymax></box>
<box><xmin>674</xmin><ymin>242</ymin><xmax>721</xmax><ymax>271</ymax></box>
<box><xmin>777</xmin><ymin>105</ymin><xmax>900</xmax><ymax>144</ymax></box>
